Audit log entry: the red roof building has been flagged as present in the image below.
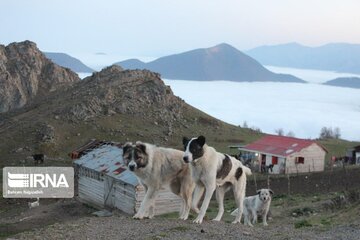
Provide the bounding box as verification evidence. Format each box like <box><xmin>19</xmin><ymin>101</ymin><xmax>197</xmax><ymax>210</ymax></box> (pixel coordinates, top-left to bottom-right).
<box><xmin>239</xmin><ymin>135</ymin><xmax>327</xmax><ymax>174</ymax></box>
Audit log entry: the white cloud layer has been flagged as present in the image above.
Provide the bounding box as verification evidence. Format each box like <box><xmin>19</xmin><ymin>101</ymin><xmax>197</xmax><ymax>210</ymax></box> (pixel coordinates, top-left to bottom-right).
<box><xmin>164</xmin><ymin>79</ymin><xmax>360</xmax><ymax>141</ymax></box>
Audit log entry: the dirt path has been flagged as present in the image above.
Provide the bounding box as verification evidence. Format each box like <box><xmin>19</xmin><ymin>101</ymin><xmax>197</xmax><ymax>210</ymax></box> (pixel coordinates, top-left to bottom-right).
<box><xmin>2</xmin><ymin>192</ymin><xmax>360</xmax><ymax>240</ymax></box>
<box><xmin>10</xmin><ymin>213</ymin><xmax>360</xmax><ymax>240</ymax></box>
<box><xmin>0</xmin><ymin>199</ymin><xmax>93</xmax><ymax>239</ymax></box>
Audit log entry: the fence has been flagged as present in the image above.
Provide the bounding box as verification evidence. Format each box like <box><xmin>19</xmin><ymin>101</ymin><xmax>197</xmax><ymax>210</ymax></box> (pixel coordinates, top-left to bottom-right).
<box><xmin>246</xmin><ymin>165</ymin><xmax>360</xmax><ymax>196</ymax></box>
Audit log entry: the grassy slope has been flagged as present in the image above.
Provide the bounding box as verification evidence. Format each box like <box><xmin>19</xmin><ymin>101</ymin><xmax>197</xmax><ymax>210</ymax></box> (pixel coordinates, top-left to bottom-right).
<box><xmin>0</xmin><ymin>101</ymin><xmax>262</xmax><ymax>167</ymax></box>
<box><xmin>0</xmin><ymin>100</ymin><xmax>358</xmax><ymax>168</ymax></box>
<box><xmin>0</xmin><ymin>70</ymin><xmax>357</xmax><ymax>168</ymax></box>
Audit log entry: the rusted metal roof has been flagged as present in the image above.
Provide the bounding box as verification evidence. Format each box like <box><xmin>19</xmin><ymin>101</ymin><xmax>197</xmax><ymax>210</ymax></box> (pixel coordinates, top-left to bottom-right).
<box><xmin>73</xmin><ymin>143</ymin><xmax>138</xmax><ymax>186</ymax></box>
<box><xmin>69</xmin><ymin>139</ymin><xmax>122</xmax><ymax>159</ymax></box>
<box><xmin>242</xmin><ymin>135</ymin><xmax>327</xmax><ymax>157</ymax></box>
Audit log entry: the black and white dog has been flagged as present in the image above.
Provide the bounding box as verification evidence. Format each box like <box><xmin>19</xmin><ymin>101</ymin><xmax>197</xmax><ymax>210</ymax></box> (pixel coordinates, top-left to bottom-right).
<box><xmin>123</xmin><ymin>142</ymin><xmax>195</xmax><ymax>220</ymax></box>
<box><xmin>183</xmin><ymin>136</ymin><xmax>252</xmax><ymax>224</ymax></box>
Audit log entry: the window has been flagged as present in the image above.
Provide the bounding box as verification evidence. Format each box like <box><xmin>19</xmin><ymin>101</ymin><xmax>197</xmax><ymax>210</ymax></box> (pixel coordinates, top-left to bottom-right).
<box><xmin>272</xmin><ymin>156</ymin><xmax>278</xmax><ymax>165</ymax></box>
<box><xmin>295</xmin><ymin>157</ymin><xmax>305</xmax><ymax>164</ymax></box>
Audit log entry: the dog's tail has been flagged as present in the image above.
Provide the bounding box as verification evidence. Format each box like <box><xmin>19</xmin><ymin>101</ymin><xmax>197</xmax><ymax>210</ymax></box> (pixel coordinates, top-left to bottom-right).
<box><xmin>243</xmin><ymin>165</ymin><xmax>252</xmax><ymax>176</ymax></box>
<box><xmin>230</xmin><ymin>208</ymin><xmax>239</xmax><ymax>216</ymax></box>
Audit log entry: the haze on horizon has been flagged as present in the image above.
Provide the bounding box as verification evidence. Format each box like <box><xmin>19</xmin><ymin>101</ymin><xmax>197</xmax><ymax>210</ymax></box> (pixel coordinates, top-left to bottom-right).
<box><xmin>1</xmin><ymin>0</ymin><xmax>360</xmax><ymax>57</ymax></box>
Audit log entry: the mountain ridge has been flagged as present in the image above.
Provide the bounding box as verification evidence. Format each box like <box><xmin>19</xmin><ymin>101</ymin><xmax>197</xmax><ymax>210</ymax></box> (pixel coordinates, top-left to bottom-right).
<box><xmin>116</xmin><ymin>43</ymin><xmax>305</xmax><ymax>83</ymax></box>
<box><xmin>246</xmin><ymin>42</ymin><xmax>360</xmax><ymax>74</ymax></box>
<box><xmin>323</xmin><ymin>77</ymin><xmax>360</xmax><ymax>89</ymax></box>
<box><xmin>44</xmin><ymin>52</ymin><xmax>94</xmax><ymax>73</ymax></box>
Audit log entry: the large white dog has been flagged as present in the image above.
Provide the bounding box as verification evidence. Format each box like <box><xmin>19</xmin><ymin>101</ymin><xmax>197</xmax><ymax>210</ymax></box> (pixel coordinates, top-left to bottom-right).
<box><xmin>122</xmin><ymin>141</ymin><xmax>195</xmax><ymax>220</ymax></box>
<box><xmin>231</xmin><ymin>188</ymin><xmax>273</xmax><ymax>226</ymax></box>
<box><xmin>183</xmin><ymin>136</ymin><xmax>252</xmax><ymax>224</ymax></box>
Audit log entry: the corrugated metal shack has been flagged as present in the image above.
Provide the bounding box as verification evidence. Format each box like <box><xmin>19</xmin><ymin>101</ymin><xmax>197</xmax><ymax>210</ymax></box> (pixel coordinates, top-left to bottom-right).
<box><xmin>72</xmin><ymin>140</ymin><xmax>182</xmax><ymax>215</ymax></box>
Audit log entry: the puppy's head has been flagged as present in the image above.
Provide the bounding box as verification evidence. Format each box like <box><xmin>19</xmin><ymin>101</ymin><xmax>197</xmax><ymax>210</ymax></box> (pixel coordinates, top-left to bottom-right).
<box><xmin>122</xmin><ymin>142</ymin><xmax>148</xmax><ymax>171</ymax></box>
<box><xmin>257</xmin><ymin>189</ymin><xmax>273</xmax><ymax>202</ymax></box>
<box><xmin>182</xmin><ymin>136</ymin><xmax>205</xmax><ymax>163</ymax></box>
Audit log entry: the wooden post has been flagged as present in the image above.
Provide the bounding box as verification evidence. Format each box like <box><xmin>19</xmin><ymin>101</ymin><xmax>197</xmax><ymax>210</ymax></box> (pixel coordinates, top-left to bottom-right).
<box><xmin>287</xmin><ymin>170</ymin><xmax>291</xmax><ymax>196</ymax></box>
<box><xmin>253</xmin><ymin>173</ymin><xmax>258</xmax><ymax>192</ymax></box>
<box><xmin>342</xmin><ymin>161</ymin><xmax>349</xmax><ymax>191</ymax></box>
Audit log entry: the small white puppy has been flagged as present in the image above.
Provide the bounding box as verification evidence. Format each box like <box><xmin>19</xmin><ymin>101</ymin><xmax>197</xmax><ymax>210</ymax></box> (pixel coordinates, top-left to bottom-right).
<box><xmin>231</xmin><ymin>189</ymin><xmax>273</xmax><ymax>226</ymax></box>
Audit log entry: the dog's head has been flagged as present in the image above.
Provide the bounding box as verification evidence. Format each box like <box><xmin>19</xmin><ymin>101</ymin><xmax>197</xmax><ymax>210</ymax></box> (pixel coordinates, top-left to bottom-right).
<box><xmin>257</xmin><ymin>189</ymin><xmax>274</xmax><ymax>202</ymax></box>
<box><xmin>122</xmin><ymin>142</ymin><xmax>149</xmax><ymax>171</ymax></box>
<box><xmin>182</xmin><ymin>136</ymin><xmax>206</xmax><ymax>163</ymax></box>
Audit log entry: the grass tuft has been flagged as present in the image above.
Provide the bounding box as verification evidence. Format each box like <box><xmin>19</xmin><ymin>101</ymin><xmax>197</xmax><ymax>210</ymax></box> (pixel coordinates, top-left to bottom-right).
<box><xmin>294</xmin><ymin>219</ymin><xmax>313</xmax><ymax>228</ymax></box>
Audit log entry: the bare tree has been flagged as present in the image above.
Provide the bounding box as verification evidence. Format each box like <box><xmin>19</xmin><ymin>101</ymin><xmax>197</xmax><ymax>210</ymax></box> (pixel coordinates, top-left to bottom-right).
<box><xmin>319</xmin><ymin>126</ymin><xmax>341</xmax><ymax>139</ymax></box>
<box><xmin>334</xmin><ymin>127</ymin><xmax>341</xmax><ymax>139</ymax></box>
<box><xmin>243</xmin><ymin>121</ymin><xmax>248</xmax><ymax>128</ymax></box>
<box><xmin>275</xmin><ymin>128</ymin><xmax>284</xmax><ymax>136</ymax></box>
<box><xmin>251</xmin><ymin>126</ymin><xmax>262</xmax><ymax>133</ymax></box>
<box><xmin>286</xmin><ymin>131</ymin><xmax>295</xmax><ymax>137</ymax></box>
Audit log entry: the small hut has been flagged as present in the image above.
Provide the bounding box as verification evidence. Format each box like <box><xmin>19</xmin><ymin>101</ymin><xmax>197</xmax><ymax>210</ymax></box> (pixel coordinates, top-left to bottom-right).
<box><xmin>237</xmin><ymin>135</ymin><xmax>327</xmax><ymax>174</ymax></box>
<box><xmin>72</xmin><ymin>141</ymin><xmax>182</xmax><ymax>215</ymax></box>
<box><xmin>346</xmin><ymin>145</ymin><xmax>360</xmax><ymax>165</ymax></box>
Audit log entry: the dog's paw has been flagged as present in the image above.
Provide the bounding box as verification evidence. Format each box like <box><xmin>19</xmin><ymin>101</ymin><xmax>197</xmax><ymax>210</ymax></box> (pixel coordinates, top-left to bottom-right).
<box><xmin>179</xmin><ymin>214</ymin><xmax>189</xmax><ymax>220</ymax></box>
<box><xmin>263</xmin><ymin>222</ymin><xmax>268</xmax><ymax>226</ymax></box>
<box><xmin>179</xmin><ymin>216</ymin><xmax>188</xmax><ymax>220</ymax></box>
<box><xmin>212</xmin><ymin>217</ymin><xmax>221</xmax><ymax>221</ymax></box>
<box><xmin>193</xmin><ymin>217</ymin><xmax>203</xmax><ymax>224</ymax></box>
<box><xmin>232</xmin><ymin>220</ymin><xmax>241</xmax><ymax>224</ymax></box>
<box><xmin>133</xmin><ymin>214</ymin><xmax>144</xmax><ymax>220</ymax></box>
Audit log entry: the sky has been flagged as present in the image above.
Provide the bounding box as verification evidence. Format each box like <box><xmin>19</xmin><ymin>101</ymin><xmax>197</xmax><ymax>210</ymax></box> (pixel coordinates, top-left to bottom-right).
<box><xmin>1</xmin><ymin>0</ymin><xmax>360</xmax><ymax>57</ymax></box>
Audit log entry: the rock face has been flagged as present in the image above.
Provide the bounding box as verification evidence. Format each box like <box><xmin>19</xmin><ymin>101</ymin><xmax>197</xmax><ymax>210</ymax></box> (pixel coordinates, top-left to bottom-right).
<box><xmin>0</xmin><ymin>40</ymin><xmax>80</xmax><ymax>112</ymax></box>
<box><xmin>52</xmin><ymin>65</ymin><xmax>184</xmax><ymax>125</ymax></box>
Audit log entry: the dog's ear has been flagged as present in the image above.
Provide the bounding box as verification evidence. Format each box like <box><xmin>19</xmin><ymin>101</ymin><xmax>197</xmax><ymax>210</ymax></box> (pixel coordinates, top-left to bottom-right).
<box><xmin>182</xmin><ymin>137</ymin><xmax>190</xmax><ymax>147</ymax></box>
<box><xmin>269</xmin><ymin>189</ymin><xmax>274</xmax><ymax>195</ymax></box>
<box><xmin>256</xmin><ymin>190</ymin><xmax>261</xmax><ymax>195</ymax></box>
<box><xmin>197</xmin><ymin>135</ymin><xmax>206</xmax><ymax>147</ymax></box>
<box><xmin>122</xmin><ymin>142</ymin><xmax>133</xmax><ymax>155</ymax></box>
<box><xmin>136</xmin><ymin>142</ymin><xmax>146</xmax><ymax>154</ymax></box>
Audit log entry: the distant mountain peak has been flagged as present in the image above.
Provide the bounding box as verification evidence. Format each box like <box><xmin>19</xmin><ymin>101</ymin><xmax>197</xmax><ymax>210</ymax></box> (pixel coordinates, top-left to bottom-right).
<box><xmin>246</xmin><ymin>42</ymin><xmax>360</xmax><ymax>74</ymax></box>
<box><xmin>213</xmin><ymin>42</ymin><xmax>235</xmax><ymax>48</ymax></box>
<box><xmin>115</xmin><ymin>43</ymin><xmax>304</xmax><ymax>83</ymax></box>
<box><xmin>324</xmin><ymin>77</ymin><xmax>360</xmax><ymax>89</ymax></box>
<box><xmin>44</xmin><ymin>52</ymin><xmax>94</xmax><ymax>73</ymax></box>
<box><xmin>208</xmin><ymin>43</ymin><xmax>238</xmax><ymax>52</ymax></box>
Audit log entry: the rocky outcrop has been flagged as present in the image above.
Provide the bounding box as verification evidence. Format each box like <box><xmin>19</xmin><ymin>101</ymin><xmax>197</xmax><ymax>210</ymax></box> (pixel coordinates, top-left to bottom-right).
<box><xmin>0</xmin><ymin>40</ymin><xmax>80</xmax><ymax>112</ymax></box>
<box><xmin>53</xmin><ymin>65</ymin><xmax>184</xmax><ymax>126</ymax></box>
